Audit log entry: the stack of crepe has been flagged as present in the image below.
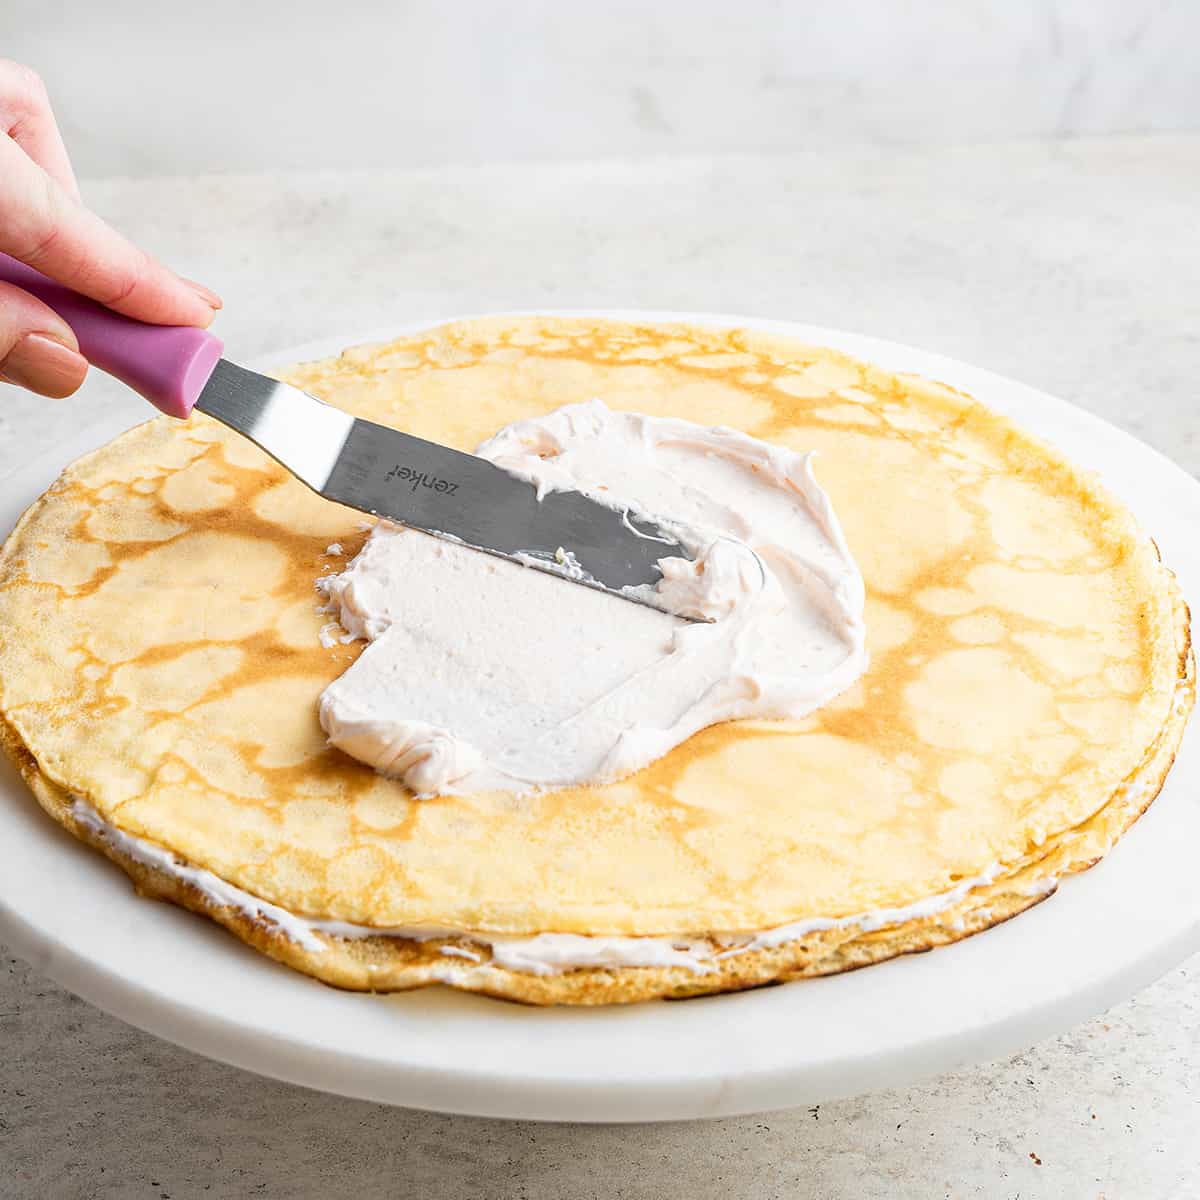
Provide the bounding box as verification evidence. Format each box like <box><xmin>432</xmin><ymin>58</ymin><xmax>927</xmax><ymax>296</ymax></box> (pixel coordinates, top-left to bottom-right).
<box><xmin>0</xmin><ymin>317</ymin><xmax>1190</xmax><ymax>1004</ymax></box>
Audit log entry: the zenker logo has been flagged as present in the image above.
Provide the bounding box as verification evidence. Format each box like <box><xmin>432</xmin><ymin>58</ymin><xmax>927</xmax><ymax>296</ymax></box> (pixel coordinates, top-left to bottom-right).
<box><xmin>385</xmin><ymin>464</ymin><xmax>460</xmax><ymax>495</ymax></box>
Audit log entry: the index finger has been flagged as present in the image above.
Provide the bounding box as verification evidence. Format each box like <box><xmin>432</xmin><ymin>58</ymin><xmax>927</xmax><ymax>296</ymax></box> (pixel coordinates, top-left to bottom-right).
<box><xmin>0</xmin><ymin>134</ymin><xmax>219</xmax><ymax>328</ymax></box>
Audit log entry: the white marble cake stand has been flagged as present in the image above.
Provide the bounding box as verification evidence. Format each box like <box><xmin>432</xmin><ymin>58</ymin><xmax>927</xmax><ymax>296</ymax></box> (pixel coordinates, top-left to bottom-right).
<box><xmin>1</xmin><ymin>314</ymin><xmax>1197</xmax><ymax>1122</ymax></box>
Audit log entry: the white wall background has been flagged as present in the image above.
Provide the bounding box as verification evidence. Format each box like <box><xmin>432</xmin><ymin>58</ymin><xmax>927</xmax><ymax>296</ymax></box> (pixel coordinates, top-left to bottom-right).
<box><xmin>4</xmin><ymin>0</ymin><xmax>1199</xmax><ymax>176</ymax></box>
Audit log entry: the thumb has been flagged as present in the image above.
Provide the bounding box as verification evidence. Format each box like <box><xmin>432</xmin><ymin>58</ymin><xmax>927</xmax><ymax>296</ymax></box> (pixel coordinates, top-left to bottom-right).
<box><xmin>0</xmin><ymin>279</ymin><xmax>88</xmax><ymax>397</ymax></box>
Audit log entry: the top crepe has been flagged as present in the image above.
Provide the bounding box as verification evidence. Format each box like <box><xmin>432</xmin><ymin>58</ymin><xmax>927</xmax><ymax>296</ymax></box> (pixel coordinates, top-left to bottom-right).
<box><xmin>0</xmin><ymin>318</ymin><xmax>1189</xmax><ymax>1005</ymax></box>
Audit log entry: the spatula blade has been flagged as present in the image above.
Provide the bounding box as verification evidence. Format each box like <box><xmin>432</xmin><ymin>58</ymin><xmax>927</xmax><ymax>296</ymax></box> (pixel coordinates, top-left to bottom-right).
<box><xmin>195</xmin><ymin>359</ymin><xmax>690</xmax><ymax>611</ymax></box>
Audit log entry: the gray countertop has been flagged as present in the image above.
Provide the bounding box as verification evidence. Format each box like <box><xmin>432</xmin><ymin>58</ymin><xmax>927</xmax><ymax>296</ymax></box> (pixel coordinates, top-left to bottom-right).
<box><xmin>2</xmin><ymin>135</ymin><xmax>1198</xmax><ymax>1198</ymax></box>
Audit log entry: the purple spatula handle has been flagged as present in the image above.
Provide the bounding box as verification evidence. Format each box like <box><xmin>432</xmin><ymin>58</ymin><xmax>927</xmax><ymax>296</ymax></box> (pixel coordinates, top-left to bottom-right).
<box><xmin>0</xmin><ymin>252</ymin><xmax>223</xmax><ymax>418</ymax></box>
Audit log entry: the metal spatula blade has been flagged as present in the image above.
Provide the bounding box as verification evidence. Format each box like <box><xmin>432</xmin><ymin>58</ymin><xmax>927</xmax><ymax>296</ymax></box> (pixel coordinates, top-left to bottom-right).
<box><xmin>196</xmin><ymin>360</ymin><xmax>689</xmax><ymax>606</ymax></box>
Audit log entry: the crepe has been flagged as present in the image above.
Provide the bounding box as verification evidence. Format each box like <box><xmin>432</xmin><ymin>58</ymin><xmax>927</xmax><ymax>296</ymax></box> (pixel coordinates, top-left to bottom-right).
<box><xmin>0</xmin><ymin>317</ymin><xmax>1191</xmax><ymax>1004</ymax></box>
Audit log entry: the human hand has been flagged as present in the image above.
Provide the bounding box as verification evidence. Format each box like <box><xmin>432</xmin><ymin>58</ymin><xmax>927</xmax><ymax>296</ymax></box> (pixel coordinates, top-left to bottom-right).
<box><xmin>0</xmin><ymin>60</ymin><xmax>221</xmax><ymax>398</ymax></box>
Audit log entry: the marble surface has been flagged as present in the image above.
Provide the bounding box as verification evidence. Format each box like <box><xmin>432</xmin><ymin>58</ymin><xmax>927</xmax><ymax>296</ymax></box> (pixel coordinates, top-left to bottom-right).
<box><xmin>7</xmin><ymin>1</ymin><xmax>1200</xmax><ymax>176</ymax></box>
<box><xmin>1</xmin><ymin>135</ymin><xmax>1198</xmax><ymax>1196</ymax></box>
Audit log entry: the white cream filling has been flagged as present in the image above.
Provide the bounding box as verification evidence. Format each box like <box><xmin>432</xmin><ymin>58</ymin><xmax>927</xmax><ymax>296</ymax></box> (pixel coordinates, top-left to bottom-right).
<box><xmin>317</xmin><ymin>400</ymin><xmax>868</xmax><ymax>796</ymax></box>
<box><xmin>70</xmin><ymin>796</ymin><xmax>1009</xmax><ymax>976</ymax></box>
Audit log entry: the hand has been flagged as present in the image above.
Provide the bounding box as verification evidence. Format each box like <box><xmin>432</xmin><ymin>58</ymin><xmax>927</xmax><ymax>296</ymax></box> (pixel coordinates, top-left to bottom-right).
<box><xmin>0</xmin><ymin>60</ymin><xmax>221</xmax><ymax>398</ymax></box>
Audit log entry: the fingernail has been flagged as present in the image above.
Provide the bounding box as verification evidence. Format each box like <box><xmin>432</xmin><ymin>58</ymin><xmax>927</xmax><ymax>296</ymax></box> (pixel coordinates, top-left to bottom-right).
<box><xmin>0</xmin><ymin>333</ymin><xmax>89</xmax><ymax>398</ymax></box>
<box><xmin>183</xmin><ymin>278</ymin><xmax>223</xmax><ymax>310</ymax></box>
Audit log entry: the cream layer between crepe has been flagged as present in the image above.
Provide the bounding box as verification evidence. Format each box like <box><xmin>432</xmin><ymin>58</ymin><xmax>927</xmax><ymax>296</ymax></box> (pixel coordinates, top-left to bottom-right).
<box><xmin>67</xmin><ymin>794</ymin><xmax>1016</xmax><ymax>974</ymax></box>
<box><xmin>317</xmin><ymin>400</ymin><xmax>868</xmax><ymax>795</ymax></box>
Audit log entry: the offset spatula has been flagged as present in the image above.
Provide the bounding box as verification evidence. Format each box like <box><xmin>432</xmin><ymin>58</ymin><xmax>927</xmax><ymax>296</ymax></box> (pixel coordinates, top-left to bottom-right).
<box><xmin>0</xmin><ymin>254</ymin><xmax>690</xmax><ymax>613</ymax></box>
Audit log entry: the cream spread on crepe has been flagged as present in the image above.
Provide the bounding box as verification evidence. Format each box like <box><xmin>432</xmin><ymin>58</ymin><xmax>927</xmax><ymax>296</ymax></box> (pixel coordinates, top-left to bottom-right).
<box><xmin>317</xmin><ymin>400</ymin><xmax>867</xmax><ymax>795</ymax></box>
